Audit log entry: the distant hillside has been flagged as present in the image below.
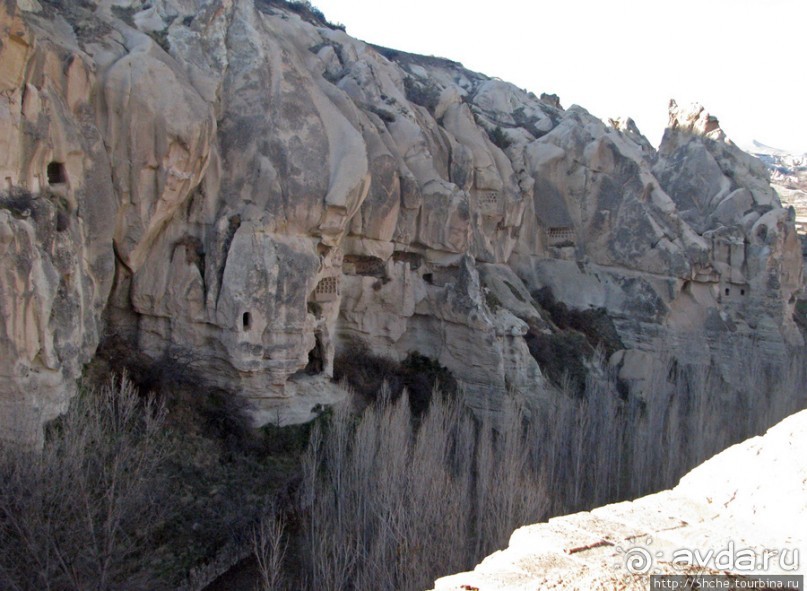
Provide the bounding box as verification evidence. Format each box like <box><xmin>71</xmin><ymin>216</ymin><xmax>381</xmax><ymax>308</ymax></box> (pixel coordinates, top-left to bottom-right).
<box><xmin>749</xmin><ymin>141</ymin><xmax>807</xmax><ymax>235</ymax></box>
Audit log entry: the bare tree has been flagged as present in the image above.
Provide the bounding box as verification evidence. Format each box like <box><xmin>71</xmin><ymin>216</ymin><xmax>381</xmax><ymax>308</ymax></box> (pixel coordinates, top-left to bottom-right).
<box><xmin>0</xmin><ymin>374</ymin><xmax>169</xmax><ymax>591</ymax></box>
<box><xmin>252</xmin><ymin>505</ymin><xmax>287</xmax><ymax>591</ymax></box>
<box><xmin>299</xmin><ymin>385</ymin><xmax>550</xmax><ymax>591</ymax></box>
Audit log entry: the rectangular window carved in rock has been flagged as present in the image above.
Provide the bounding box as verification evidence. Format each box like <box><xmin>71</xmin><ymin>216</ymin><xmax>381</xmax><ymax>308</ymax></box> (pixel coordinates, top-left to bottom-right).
<box><xmin>392</xmin><ymin>251</ymin><xmax>423</xmax><ymax>270</ymax></box>
<box><xmin>548</xmin><ymin>227</ymin><xmax>575</xmax><ymax>246</ymax></box>
<box><xmin>313</xmin><ymin>276</ymin><xmax>339</xmax><ymax>302</ymax></box>
<box><xmin>479</xmin><ymin>191</ymin><xmax>499</xmax><ymax>213</ymax></box>
<box><xmin>343</xmin><ymin>255</ymin><xmax>385</xmax><ymax>277</ymax></box>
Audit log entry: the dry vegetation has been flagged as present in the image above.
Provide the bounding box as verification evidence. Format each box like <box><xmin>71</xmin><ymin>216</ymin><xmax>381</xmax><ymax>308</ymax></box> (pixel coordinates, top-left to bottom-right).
<box><xmin>251</xmin><ymin>340</ymin><xmax>806</xmax><ymax>591</ymax></box>
<box><xmin>0</xmin><ymin>376</ymin><xmax>169</xmax><ymax>590</ymax></box>
<box><xmin>298</xmin><ymin>389</ymin><xmax>546</xmax><ymax>591</ymax></box>
<box><xmin>0</xmin><ymin>351</ymin><xmax>309</xmax><ymax>590</ymax></box>
<box><xmin>0</xmin><ymin>339</ymin><xmax>804</xmax><ymax>591</ymax></box>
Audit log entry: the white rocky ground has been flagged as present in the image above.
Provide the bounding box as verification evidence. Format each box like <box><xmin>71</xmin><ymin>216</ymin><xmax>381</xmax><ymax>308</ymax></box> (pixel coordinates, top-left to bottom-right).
<box><xmin>431</xmin><ymin>409</ymin><xmax>807</xmax><ymax>590</ymax></box>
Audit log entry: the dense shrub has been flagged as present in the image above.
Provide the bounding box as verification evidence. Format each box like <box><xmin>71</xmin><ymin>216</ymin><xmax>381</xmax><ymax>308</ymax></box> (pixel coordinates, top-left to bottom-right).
<box><xmin>365</xmin><ymin>104</ymin><xmax>396</xmax><ymax>123</ymax></box>
<box><xmin>523</xmin><ymin>287</ymin><xmax>627</xmax><ymax>395</ymax></box>
<box><xmin>403</xmin><ymin>76</ymin><xmax>441</xmax><ymax>114</ymax></box>
<box><xmin>256</xmin><ymin>0</ymin><xmax>345</xmax><ymax>31</ymax></box>
<box><xmin>333</xmin><ymin>343</ymin><xmax>457</xmax><ymax>416</ymax></box>
<box><xmin>487</xmin><ymin>125</ymin><xmax>512</xmax><ymax>150</ymax></box>
<box><xmin>533</xmin><ymin>287</ymin><xmax>624</xmax><ymax>355</ymax></box>
<box><xmin>0</xmin><ymin>188</ymin><xmax>36</xmax><ymax>219</ymax></box>
<box><xmin>525</xmin><ymin>328</ymin><xmax>590</xmax><ymax>396</ymax></box>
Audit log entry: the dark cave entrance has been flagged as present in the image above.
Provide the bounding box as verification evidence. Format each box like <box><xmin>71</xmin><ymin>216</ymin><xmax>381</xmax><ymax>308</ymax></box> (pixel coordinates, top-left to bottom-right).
<box><xmin>47</xmin><ymin>161</ymin><xmax>67</xmax><ymax>185</ymax></box>
<box><xmin>305</xmin><ymin>333</ymin><xmax>324</xmax><ymax>375</ymax></box>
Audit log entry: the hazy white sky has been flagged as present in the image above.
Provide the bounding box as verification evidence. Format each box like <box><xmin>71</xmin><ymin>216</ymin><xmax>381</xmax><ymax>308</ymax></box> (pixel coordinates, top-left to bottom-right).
<box><xmin>314</xmin><ymin>0</ymin><xmax>807</xmax><ymax>154</ymax></box>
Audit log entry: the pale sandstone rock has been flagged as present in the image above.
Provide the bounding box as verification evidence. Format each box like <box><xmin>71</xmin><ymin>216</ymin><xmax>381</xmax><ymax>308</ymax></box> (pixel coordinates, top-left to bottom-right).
<box><xmin>0</xmin><ymin>0</ymin><xmax>804</xmax><ymax>443</ymax></box>
<box><xmin>0</xmin><ymin>1</ymin><xmax>117</xmax><ymax>445</ymax></box>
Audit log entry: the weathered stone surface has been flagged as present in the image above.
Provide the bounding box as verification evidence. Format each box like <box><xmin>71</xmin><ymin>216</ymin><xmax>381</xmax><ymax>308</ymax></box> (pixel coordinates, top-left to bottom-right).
<box><xmin>0</xmin><ymin>1</ymin><xmax>117</xmax><ymax>445</ymax></box>
<box><xmin>654</xmin><ymin>101</ymin><xmax>780</xmax><ymax>234</ymax></box>
<box><xmin>750</xmin><ymin>141</ymin><xmax>807</xmax><ymax>246</ymax></box>
<box><xmin>0</xmin><ymin>0</ymin><xmax>804</xmax><ymax>443</ymax></box>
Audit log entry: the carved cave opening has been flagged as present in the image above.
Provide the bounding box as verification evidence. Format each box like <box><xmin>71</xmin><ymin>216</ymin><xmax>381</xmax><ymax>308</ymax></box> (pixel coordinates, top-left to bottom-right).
<box><xmin>47</xmin><ymin>161</ymin><xmax>67</xmax><ymax>185</ymax></box>
<box><xmin>548</xmin><ymin>226</ymin><xmax>575</xmax><ymax>247</ymax></box>
<box><xmin>422</xmin><ymin>266</ymin><xmax>459</xmax><ymax>287</ymax></box>
<box><xmin>392</xmin><ymin>251</ymin><xmax>423</xmax><ymax>270</ymax></box>
<box><xmin>724</xmin><ymin>286</ymin><xmax>748</xmax><ymax>298</ymax></box>
<box><xmin>313</xmin><ymin>276</ymin><xmax>338</xmax><ymax>302</ymax></box>
<box><xmin>307</xmin><ymin>301</ymin><xmax>322</xmax><ymax>317</ymax></box>
<box><xmin>343</xmin><ymin>255</ymin><xmax>385</xmax><ymax>277</ymax></box>
<box><xmin>242</xmin><ymin>311</ymin><xmax>251</xmax><ymax>331</ymax></box>
<box><xmin>481</xmin><ymin>191</ymin><xmax>499</xmax><ymax>209</ymax></box>
<box><xmin>305</xmin><ymin>333</ymin><xmax>324</xmax><ymax>374</ymax></box>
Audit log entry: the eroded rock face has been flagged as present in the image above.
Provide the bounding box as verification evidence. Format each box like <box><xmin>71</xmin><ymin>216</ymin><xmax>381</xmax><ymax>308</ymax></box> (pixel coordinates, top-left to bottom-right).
<box><xmin>749</xmin><ymin>142</ymin><xmax>807</xmax><ymax>258</ymax></box>
<box><xmin>0</xmin><ymin>0</ymin><xmax>118</xmax><ymax>444</ymax></box>
<box><xmin>0</xmin><ymin>0</ymin><xmax>804</xmax><ymax>443</ymax></box>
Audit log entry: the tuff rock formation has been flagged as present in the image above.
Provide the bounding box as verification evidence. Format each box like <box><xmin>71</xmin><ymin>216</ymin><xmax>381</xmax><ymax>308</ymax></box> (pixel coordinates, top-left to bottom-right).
<box><xmin>0</xmin><ymin>0</ymin><xmax>804</xmax><ymax>444</ymax></box>
<box><xmin>751</xmin><ymin>141</ymin><xmax>807</xmax><ymax>237</ymax></box>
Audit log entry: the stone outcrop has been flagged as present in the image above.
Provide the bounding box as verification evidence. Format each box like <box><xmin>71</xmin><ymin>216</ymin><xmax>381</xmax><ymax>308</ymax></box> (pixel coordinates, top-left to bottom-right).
<box><xmin>750</xmin><ymin>141</ymin><xmax>807</xmax><ymax>238</ymax></box>
<box><xmin>431</xmin><ymin>408</ymin><xmax>807</xmax><ymax>590</ymax></box>
<box><xmin>0</xmin><ymin>0</ymin><xmax>804</xmax><ymax>444</ymax></box>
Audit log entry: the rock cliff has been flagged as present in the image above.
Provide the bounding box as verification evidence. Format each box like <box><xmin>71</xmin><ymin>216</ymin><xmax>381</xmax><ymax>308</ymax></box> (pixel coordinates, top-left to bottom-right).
<box><xmin>1</xmin><ymin>0</ymin><xmax>804</xmax><ymax>444</ymax></box>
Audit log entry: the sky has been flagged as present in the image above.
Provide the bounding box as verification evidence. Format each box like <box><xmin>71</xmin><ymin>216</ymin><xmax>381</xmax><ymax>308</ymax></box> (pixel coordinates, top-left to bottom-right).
<box><xmin>313</xmin><ymin>0</ymin><xmax>807</xmax><ymax>154</ymax></box>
